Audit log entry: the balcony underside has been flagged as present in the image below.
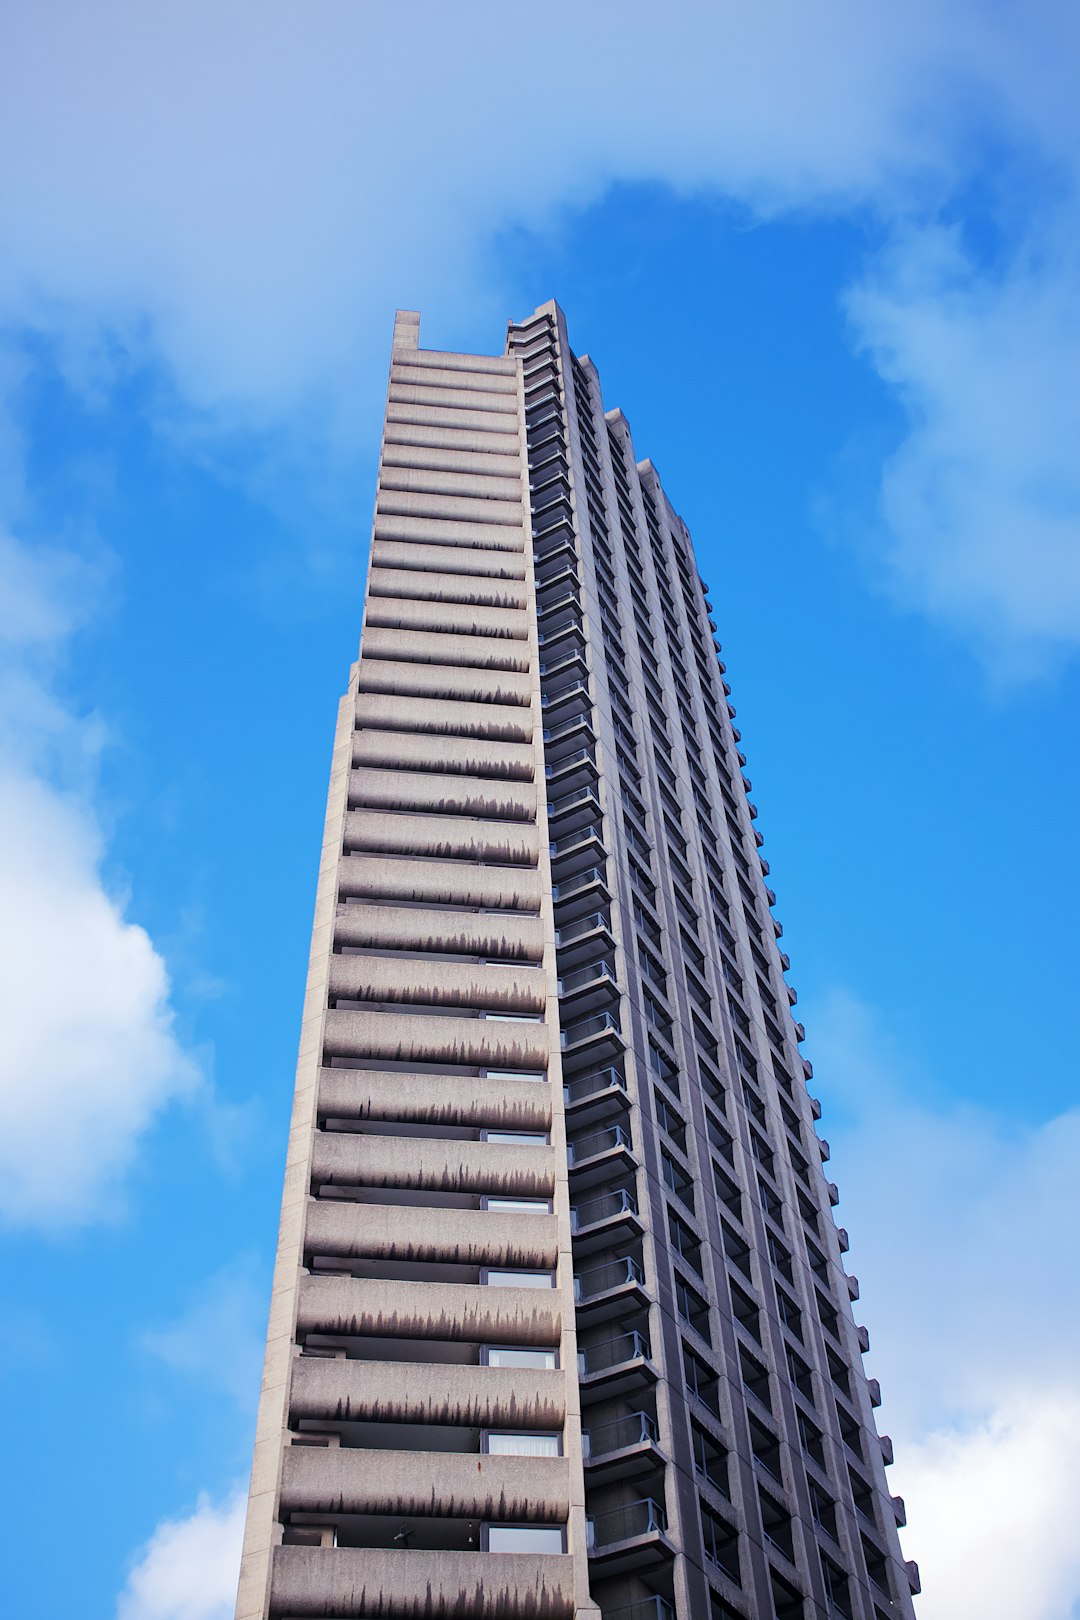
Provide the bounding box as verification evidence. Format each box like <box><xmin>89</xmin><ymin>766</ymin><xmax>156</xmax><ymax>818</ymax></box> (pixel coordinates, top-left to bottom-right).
<box><xmin>289</xmin><ymin>1357</ymin><xmax>566</xmax><ymax>1429</ymax></box>
<box><xmin>270</xmin><ymin>1545</ymin><xmax>575</xmax><ymax>1618</ymax></box>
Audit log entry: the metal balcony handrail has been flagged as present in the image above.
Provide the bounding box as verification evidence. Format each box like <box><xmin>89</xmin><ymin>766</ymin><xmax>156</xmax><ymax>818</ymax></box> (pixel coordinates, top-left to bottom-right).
<box><xmin>556</xmin><ymin>911</ymin><xmax>611</xmax><ymax>945</ymax></box>
<box><xmin>578</xmin><ymin>1329</ymin><xmax>651</xmax><ymax>1376</ymax></box>
<box><xmin>572</xmin><ymin>1187</ymin><xmax>637</xmax><ymax>1228</ymax></box>
<box><xmin>603</xmin><ymin>1599</ymin><xmax>675</xmax><ymax>1620</ymax></box>
<box><xmin>558</xmin><ymin>958</ymin><xmax>615</xmax><ymax>994</ymax></box>
<box><xmin>545</xmin><ymin>747</ymin><xmax>595</xmax><ymax>778</ymax></box>
<box><xmin>582</xmin><ymin>1411</ymin><xmax>658</xmax><ymax>1459</ymax></box>
<box><xmin>541</xmin><ymin>679</ymin><xmax>589</xmax><ymax>709</ymax></box>
<box><xmin>551</xmin><ymin>867</ymin><xmax>608</xmax><ymax>903</ymax></box>
<box><xmin>537</xmin><ymin>586</ymin><xmax>580</xmax><ymax>617</ymax></box>
<box><xmin>575</xmin><ymin>1255</ymin><xmax>644</xmax><ymax>1301</ymax></box>
<box><xmin>547</xmin><ymin>785</ymin><xmax>600</xmax><ymax>818</ymax></box>
<box><xmin>567</xmin><ymin>1123</ymin><xmax>630</xmax><ymax>1164</ymax></box>
<box><xmin>561</xmin><ymin>1009</ymin><xmax>619</xmax><ymax>1047</ymax></box>
<box><xmin>544</xmin><ymin>714</ymin><xmax>593</xmax><ymax>747</ymax></box>
<box><xmin>563</xmin><ymin>1066</ymin><xmax>625</xmax><ymax>1105</ymax></box>
<box><xmin>550</xmin><ymin>825</ymin><xmax>603</xmax><ymax>858</ymax></box>
<box><xmin>587</xmin><ymin>1497</ymin><xmax>668</xmax><ymax>1549</ymax></box>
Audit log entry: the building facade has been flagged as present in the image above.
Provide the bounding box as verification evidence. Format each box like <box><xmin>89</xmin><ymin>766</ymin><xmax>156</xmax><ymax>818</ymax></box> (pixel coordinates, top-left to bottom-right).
<box><xmin>235</xmin><ymin>304</ymin><xmax>919</xmax><ymax>1620</ymax></box>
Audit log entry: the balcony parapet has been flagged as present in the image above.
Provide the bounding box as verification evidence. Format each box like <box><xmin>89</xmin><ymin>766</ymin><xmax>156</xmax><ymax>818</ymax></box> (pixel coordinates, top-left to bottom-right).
<box><xmin>343</xmin><ymin>810</ymin><xmax>539</xmax><ymax>867</ymax></box>
<box><xmin>352</xmin><ymin>729</ymin><xmax>535</xmax><ymax>781</ymax></box>
<box><xmin>304</xmin><ymin>1202</ymin><xmax>559</xmax><ymax>1269</ymax></box>
<box><xmin>280</xmin><ymin>1446</ymin><xmax>569</xmax><ymax>1522</ymax></box>
<box><xmin>333</xmin><ymin>902</ymin><xmax>544</xmax><ymax>961</ymax></box>
<box><xmin>339</xmin><ymin>855</ymin><xmax>540</xmax><ymax>912</ymax></box>
<box><xmin>269</xmin><ymin>1546</ymin><xmax>575</xmax><ymax>1618</ymax></box>
<box><xmin>372</xmin><ymin>538</ymin><xmax>526</xmax><ymax>579</ymax></box>
<box><xmin>323</xmin><ymin>1009</ymin><xmax>551</xmax><ymax>1071</ymax></box>
<box><xmin>295</xmin><ymin>1275</ymin><xmax>561</xmax><ymax>1345</ymax></box>
<box><xmin>289</xmin><ymin>1357</ymin><xmax>566</xmax><ymax>1429</ymax></box>
<box><xmin>328</xmin><ymin>955</ymin><xmax>545</xmax><ymax>1015</ymax></box>
<box><xmin>364</xmin><ymin>592</ymin><xmax>527</xmax><ymax>641</ymax></box>
<box><xmin>310</xmin><ymin>1131</ymin><xmax>555</xmax><ymax>1196</ymax></box>
<box><xmin>372</xmin><ymin>510</ymin><xmax>527</xmax><ymax>554</ymax></box>
<box><xmin>368</xmin><ymin>566</ymin><xmax>527</xmax><ymax>612</ymax></box>
<box><xmin>356</xmin><ymin>661</ymin><xmax>533</xmax><ymax>709</ymax></box>
<box><xmin>316</xmin><ymin>1071</ymin><xmax>552</xmax><ymax>1131</ymax></box>
<box><xmin>360</xmin><ymin>625</ymin><xmax>529</xmax><ymax>673</ymax></box>
<box><xmin>357</xmin><ymin>692</ymin><xmax>532</xmax><ymax>743</ymax></box>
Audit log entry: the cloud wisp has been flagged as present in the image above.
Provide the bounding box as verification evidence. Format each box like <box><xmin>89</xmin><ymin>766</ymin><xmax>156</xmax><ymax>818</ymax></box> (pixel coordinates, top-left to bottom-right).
<box><xmin>117</xmin><ymin>1487</ymin><xmax>246</xmax><ymax>1620</ymax></box>
<box><xmin>812</xmin><ymin>988</ymin><xmax>1080</xmax><ymax>1620</ymax></box>
<box><xmin>0</xmin><ymin>530</ymin><xmax>199</xmax><ymax>1229</ymax></box>
<box><xmin>1</xmin><ymin>0</ymin><xmax>1078</xmax><ymax>662</ymax></box>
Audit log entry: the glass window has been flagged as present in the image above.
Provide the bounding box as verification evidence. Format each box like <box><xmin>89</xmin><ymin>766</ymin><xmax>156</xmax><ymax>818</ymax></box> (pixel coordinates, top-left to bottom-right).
<box><xmin>482</xmin><ymin>1269</ymin><xmax>556</xmax><ymax>1289</ymax></box>
<box><xmin>483</xmin><ymin>1431</ymin><xmax>561</xmax><ymax>1456</ymax></box>
<box><xmin>483</xmin><ymin>1346</ymin><xmax>557</xmax><ymax>1369</ymax></box>
<box><xmin>484</xmin><ymin>1524</ymin><xmax>565</xmax><ymax>1553</ymax></box>
<box><xmin>482</xmin><ymin>1130</ymin><xmax>549</xmax><ymax>1146</ymax></box>
<box><xmin>483</xmin><ymin>1197</ymin><xmax>552</xmax><ymax>1213</ymax></box>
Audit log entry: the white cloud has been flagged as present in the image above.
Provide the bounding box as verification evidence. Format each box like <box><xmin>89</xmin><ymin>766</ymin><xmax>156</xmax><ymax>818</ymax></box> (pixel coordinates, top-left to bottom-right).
<box><xmin>0</xmin><ymin>530</ymin><xmax>198</xmax><ymax>1229</ymax></box>
<box><xmin>1</xmin><ymin>2</ymin><xmax>1078</xmax><ymax>662</ymax></box>
<box><xmin>847</xmin><ymin>223</ymin><xmax>1080</xmax><ymax>668</ymax></box>
<box><xmin>117</xmin><ymin>1487</ymin><xmax>245</xmax><ymax>1620</ymax></box>
<box><xmin>141</xmin><ymin>1258</ymin><xmax>266</xmax><ymax>1409</ymax></box>
<box><xmin>811</xmin><ymin>989</ymin><xmax>1080</xmax><ymax>1619</ymax></box>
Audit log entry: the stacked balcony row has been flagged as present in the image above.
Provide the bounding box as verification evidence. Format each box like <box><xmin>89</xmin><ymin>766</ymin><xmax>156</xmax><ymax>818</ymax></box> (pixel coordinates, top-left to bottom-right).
<box><xmin>269</xmin><ymin>333</ymin><xmax>579</xmax><ymax>1618</ymax></box>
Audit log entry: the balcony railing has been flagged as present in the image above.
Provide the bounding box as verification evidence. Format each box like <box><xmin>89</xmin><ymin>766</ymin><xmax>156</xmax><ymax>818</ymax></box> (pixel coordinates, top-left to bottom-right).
<box><xmin>545</xmin><ymin>747</ymin><xmax>596</xmax><ymax>781</ymax></box>
<box><xmin>582</xmin><ymin>1411</ymin><xmax>659</xmax><ymax>1460</ymax></box>
<box><xmin>587</xmin><ymin>1498</ymin><xmax>668</xmax><ymax>1550</ymax></box>
<box><xmin>574</xmin><ymin>1255</ymin><xmax>644</xmax><ymax>1303</ymax></box>
<box><xmin>558</xmin><ymin>959</ymin><xmax>616</xmax><ymax>996</ymax></box>
<box><xmin>561</xmin><ymin>1010</ymin><xmax>620</xmax><ymax>1051</ymax></box>
<box><xmin>578</xmin><ymin>1330</ymin><xmax>651</xmax><ymax>1378</ymax></box>
<box><xmin>547</xmin><ymin>785</ymin><xmax>601</xmax><ymax>819</ymax></box>
<box><xmin>563</xmin><ymin>1066</ymin><xmax>625</xmax><ymax>1108</ymax></box>
<box><xmin>603</xmin><ymin>1599</ymin><xmax>675</xmax><ymax>1620</ymax></box>
<box><xmin>556</xmin><ymin>911</ymin><xmax>611</xmax><ymax>948</ymax></box>
<box><xmin>571</xmin><ymin>1187</ymin><xmax>637</xmax><ymax>1231</ymax></box>
<box><xmin>567</xmin><ymin>1123</ymin><xmax>630</xmax><ymax>1166</ymax></box>
<box><xmin>550</xmin><ymin>826</ymin><xmax>604</xmax><ymax>859</ymax></box>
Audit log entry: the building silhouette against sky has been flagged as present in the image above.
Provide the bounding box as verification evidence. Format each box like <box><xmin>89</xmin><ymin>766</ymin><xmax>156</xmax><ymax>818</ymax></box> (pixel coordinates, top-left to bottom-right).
<box><xmin>235</xmin><ymin>303</ymin><xmax>919</xmax><ymax>1620</ymax></box>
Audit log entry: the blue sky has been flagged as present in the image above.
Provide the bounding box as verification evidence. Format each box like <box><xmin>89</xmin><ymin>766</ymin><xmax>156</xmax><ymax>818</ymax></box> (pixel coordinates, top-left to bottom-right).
<box><xmin>1</xmin><ymin>5</ymin><xmax>1079</xmax><ymax>1617</ymax></box>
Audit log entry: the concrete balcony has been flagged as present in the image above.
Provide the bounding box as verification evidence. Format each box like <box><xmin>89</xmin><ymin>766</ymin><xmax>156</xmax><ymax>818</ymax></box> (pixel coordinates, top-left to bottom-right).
<box><xmin>356</xmin><ymin>661</ymin><xmax>533</xmax><ymax>709</ymax></box>
<box><xmin>578</xmin><ymin>1332</ymin><xmax>657</xmax><ymax>1404</ymax></box>
<box><xmin>338</xmin><ymin>856</ymin><xmax>541</xmax><ymax>911</ymax></box>
<box><xmin>380</xmin><ymin>442</ymin><xmax>522</xmax><ymax>481</ymax></box>
<box><xmin>387</xmin><ymin>381</ymin><xmax>519</xmax><ymax>418</ymax></box>
<box><xmin>323</xmin><ymin>1009</ymin><xmax>550</xmax><ymax>1071</ymax></box>
<box><xmin>383</xmin><ymin>421</ymin><xmax>524</xmax><ymax>460</ymax></box>
<box><xmin>329</xmin><ymin>955</ymin><xmax>546</xmax><ymax>1015</ymax></box>
<box><xmin>343</xmin><ymin>810</ymin><xmax>539</xmax><ymax>867</ymax></box>
<box><xmin>310</xmin><ymin>1132</ymin><xmax>555</xmax><ymax>1197</ymax></box>
<box><xmin>280</xmin><ymin>1446</ymin><xmax>569</xmax><ymax>1522</ymax></box>
<box><xmin>333</xmin><ymin>902</ymin><xmax>544</xmax><ymax>961</ymax></box>
<box><xmin>353</xmin><ymin>729</ymin><xmax>535</xmax><ymax>782</ymax></box>
<box><xmin>304</xmin><ymin>1202</ymin><xmax>559</xmax><ymax>1269</ymax></box>
<box><xmin>368</xmin><ymin>566</ymin><xmax>527</xmax><ymax>611</ymax></box>
<box><xmin>565</xmin><ymin>1124</ymin><xmax>634</xmax><ymax>1191</ymax></box>
<box><xmin>356</xmin><ymin>692</ymin><xmax>532</xmax><ymax>743</ymax></box>
<box><xmin>363</xmin><ymin>593</ymin><xmax>527</xmax><ymax>640</ymax></box>
<box><xmin>360</xmin><ymin>625</ymin><xmax>529</xmax><ymax>673</ymax></box>
<box><xmin>295</xmin><ymin>1275</ymin><xmax>561</xmax><ymax>1346</ymax></box>
<box><xmin>374</xmin><ymin>535</ymin><xmax>525</xmax><ymax>576</ymax></box>
<box><xmin>289</xmin><ymin>1357</ymin><xmax>566</xmax><ymax>1429</ymax></box>
<box><xmin>373</xmin><ymin>509</ymin><xmax>526</xmax><ymax>553</ymax></box>
<box><xmin>269</xmin><ymin>1546</ymin><xmax>575</xmax><ymax>1618</ymax></box>
<box><xmin>376</xmin><ymin>470</ymin><xmax>524</xmax><ymax>508</ymax></box>
<box><xmin>374</xmin><ymin>489</ymin><xmax>524</xmax><ymax>528</ymax></box>
<box><xmin>347</xmin><ymin>768</ymin><xmax>536</xmax><ymax>821</ymax></box>
<box><xmin>316</xmin><ymin>1071</ymin><xmax>552</xmax><ymax>1132</ymax></box>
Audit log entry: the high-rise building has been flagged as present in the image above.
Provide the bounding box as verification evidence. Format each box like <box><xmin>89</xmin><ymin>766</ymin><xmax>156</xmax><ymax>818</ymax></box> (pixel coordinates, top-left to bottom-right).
<box><xmin>235</xmin><ymin>303</ymin><xmax>919</xmax><ymax>1620</ymax></box>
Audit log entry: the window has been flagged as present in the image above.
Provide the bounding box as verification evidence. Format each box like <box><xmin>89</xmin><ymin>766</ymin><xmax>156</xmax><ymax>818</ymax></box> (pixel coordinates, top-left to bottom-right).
<box><xmin>740</xmin><ymin>1346</ymin><xmax>771</xmax><ymax>1412</ymax></box>
<box><xmin>820</xmin><ymin>1554</ymin><xmax>853</xmax><ymax>1617</ymax></box>
<box><xmin>759</xmin><ymin>1489</ymin><xmax>794</xmax><ymax>1561</ymax></box>
<box><xmin>749</xmin><ymin>1414</ymin><xmax>782</xmax><ymax>1482</ymax></box>
<box><xmin>713</xmin><ymin>1163</ymin><xmax>742</xmax><ymax>1219</ymax></box>
<box><xmin>683</xmin><ymin>1343</ymin><xmax>721</xmax><ymax>1417</ymax></box>
<box><xmin>482</xmin><ymin>1346</ymin><xmax>556</xmax><ymax>1369</ymax></box>
<box><xmin>482</xmin><ymin>1197</ymin><xmax>552</xmax><ymax>1213</ymax></box>
<box><xmin>481</xmin><ymin>1130</ymin><xmax>549</xmax><ymax>1146</ymax></box>
<box><xmin>785</xmin><ymin>1345</ymin><xmax>815</xmax><ymax>1403</ymax></box>
<box><xmin>770</xmin><ymin>1567</ymin><xmax>804</xmax><ymax>1619</ymax></box>
<box><xmin>483</xmin><ymin>1524</ymin><xmax>565</xmax><ymax>1553</ymax></box>
<box><xmin>481</xmin><ymin>1269</ymin><xmax>555</xmax><ymax>1288</ymax></box>
<box><xmin>675</xmin><ymin>1274</ymin><xmax>712</xmax><ymax>1341</ymax></box>
<box><xmin>483</xmin><ymin>1432</ymin><xmax>561</xmax><ymax>1456</ymax></box>
<box><xmin>700</xmin><ymin>1500</ymin><xmax>741</xmax><ymax>1583</ymax></box>
<box><xmin>808</xmin><ymin>1479</ymin><xmax>838</xmax><ymax>1540</ymax></box>
<box><xmin>797</xmin><ymin>1410</ymin><xmax>826</xmax><ymax>1469</ymax></box>
<box><xmin>730</xmin><ymin>1280</ymin><xmax>762</xmax><ymax>1343</ymax></box>
<box><xmin>692</xmin><ymin>1421</ymin><xmax>729</xmax><ymax>1492</ymax></box>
